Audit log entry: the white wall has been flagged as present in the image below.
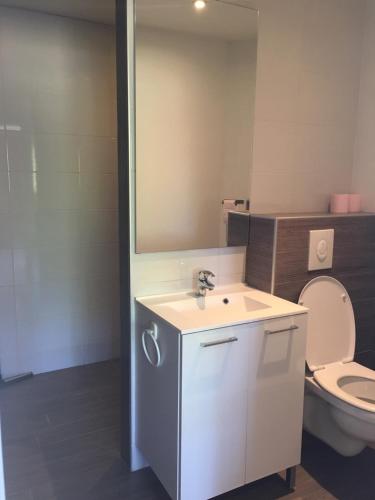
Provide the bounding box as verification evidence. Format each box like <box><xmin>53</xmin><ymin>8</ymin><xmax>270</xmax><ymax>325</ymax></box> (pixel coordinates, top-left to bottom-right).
<box><xmin>250</xmin><ymin>0</ymin><xmax>365</xmax><ymax>213</ymax></box>
<box><xmin>221</xmin><ymin>40</ymin><xmax>257</xmax><ymax>202</ymax></box>
<box><xmin>129</xmin><ymin>8</ymin><xmax>248</xmax><ymax>471</ymax></box>
<box><xmin>136</xmin><ymin>28</ymin><xmax>226</xmax><ymax>252</ymax></box>
<box><xmin>352</xmin><ymin>0</ymin><xmax>375</xmax><ymax>209</ymax></box>
<box><xmin>132</xmin><ymin>247</ymin><xmax>246</xmax><ymax>298</ymax></box>
<box><xmin>136</xmin><ymin>27</ymin><xmax>257</xmax><ymax>252</ymax></box>
<box><xmin>134</xmin><ymin>29</ymin><xmax>248</xmax><ymax>293</ymax></box>
<box><xmin>0</xmin><ymin>7</ymin><xmax>119</xmax><ymax>377</ymax></box>
<box><xmin>129</xmin><ymin>0</ymin><xmax>367</xmax><ymax>470</ymax></box>
<box><xmin>131</xmin><ymin>0</ymin><xmax>367</xmax><ymax>299</ymax></box>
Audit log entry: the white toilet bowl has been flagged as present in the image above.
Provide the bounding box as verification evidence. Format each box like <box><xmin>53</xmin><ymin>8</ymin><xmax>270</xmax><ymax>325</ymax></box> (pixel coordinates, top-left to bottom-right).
<box><xmin>299</xmin><ymin>277</ymin><xmax>375</xmax><ymax>456</ymax></box>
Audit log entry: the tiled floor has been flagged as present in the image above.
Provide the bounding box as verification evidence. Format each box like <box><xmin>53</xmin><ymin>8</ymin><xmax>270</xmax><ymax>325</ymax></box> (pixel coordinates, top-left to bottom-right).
<box><xmin>0</xmin><ymin>360</ymin><xmax>374</xmax><ymax>500</ymax></box>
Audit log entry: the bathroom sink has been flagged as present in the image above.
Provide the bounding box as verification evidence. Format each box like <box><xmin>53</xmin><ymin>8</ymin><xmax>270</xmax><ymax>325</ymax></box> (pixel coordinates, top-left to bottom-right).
<box><xmin>161</xmin><ymin>293</ymin><xmax>270</xmax><ymax>314</ymax></box>
<box><xmin>137</xmin><ymin>284</ymin><xmax>307</xmax><ymax>334</ymax></box>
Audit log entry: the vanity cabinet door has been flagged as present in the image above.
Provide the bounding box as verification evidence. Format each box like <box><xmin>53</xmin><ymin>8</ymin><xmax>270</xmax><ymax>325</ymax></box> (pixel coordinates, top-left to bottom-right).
<box><xmin>180</xmin><ymin>326</ymin><xmax>249</xmax><ymax>500</ymax></box>
<box><xmin>245</xmin><ymin>314</ymin><xmax>307</xmax><ymax>484</ymax></box>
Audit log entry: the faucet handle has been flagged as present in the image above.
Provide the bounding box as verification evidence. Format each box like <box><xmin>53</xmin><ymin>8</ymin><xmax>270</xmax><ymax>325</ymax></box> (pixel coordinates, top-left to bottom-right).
<box><xmin>198</xmin><ymin>270</ymin><xmax>215</xmax><ymax>287</ymax></box>
<box><xmin>196</xmin><ymin>269</ymin><xmax>216</xmax><ymax>296</ymax></box>
<box><xmin>199</xmin><ymin>269</ymin><xmax>215</xmax><ymax>279</ymax></box>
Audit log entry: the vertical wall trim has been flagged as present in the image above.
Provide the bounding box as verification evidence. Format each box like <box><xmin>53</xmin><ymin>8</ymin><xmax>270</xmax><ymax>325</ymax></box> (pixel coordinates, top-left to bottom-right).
<box><xmin>270</xmin><ymin>219</ymin><xmax>278</xmax><ymax>295</ymax></box>
<box><xmin>116</xmin><ymin>0</ymin><xmax>131</xmax><ymax>466</ymax></box>
<box><xmin>127</xmin><ymin>0</ymin><xmax>147</xmax><ymax>471</ymax></box>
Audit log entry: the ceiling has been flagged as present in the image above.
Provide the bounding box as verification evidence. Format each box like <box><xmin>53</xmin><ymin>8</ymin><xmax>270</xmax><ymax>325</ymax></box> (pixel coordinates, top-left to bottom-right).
<box><xmin>0</xmin><ymin>1</ymin><xmax>258</xmax><ymax>40</ymax></box>
<box><xmin>0</xmin><ymin>0</ymin><xmax>115</xmax><ymax>25</ymax></box>
<box><xmin>136</xmin><ymin>0</ymin><xmax>258</xmax><ymax>41</ymax></box>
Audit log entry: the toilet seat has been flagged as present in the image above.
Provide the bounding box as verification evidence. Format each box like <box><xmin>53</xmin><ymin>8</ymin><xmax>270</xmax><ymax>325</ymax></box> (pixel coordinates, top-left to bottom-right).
<box><xmin>313</xmin><ymin>361</ymin><xmax>375</xmax><ymax>413</ymax></box>
<box><xmin>299</xmin><ymin>276</ymin><xmax>375</xmax><ymax>414</ymax></box>
<box><xmin>299</xmin><ymin>276</ymin><xmax>356</xmax><ymax>372</ymax></box>
<box><xmin>300</xmin><ymin>277</ymin><xmax>375</xmax><ymax>454</ymax></box>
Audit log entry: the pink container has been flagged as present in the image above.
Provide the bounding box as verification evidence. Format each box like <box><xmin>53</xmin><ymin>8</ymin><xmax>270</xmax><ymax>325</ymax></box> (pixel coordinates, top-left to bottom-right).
<box><xmin>330</xmin><ymin>194</ymin><xmax>349</xmax><ymax>214</ymax></box>
<box><xmin>348</xmin><ymin>194</ymin><xmax>361</xmax><ymax>213</ymax></box>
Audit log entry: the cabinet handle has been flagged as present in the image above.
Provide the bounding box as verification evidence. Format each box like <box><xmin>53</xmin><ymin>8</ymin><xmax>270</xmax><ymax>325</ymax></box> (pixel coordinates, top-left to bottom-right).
<box><xmin>142</xmin><ymin>322</ymin><xmax>161</xmax><ymax>367</ymax></box>
<box><xmin>265</xmin><ymin>325</ymin><xmax>298</xmax><ymax>335</ymax></box>
<box><xmin>200</xmin><ymin>337</ymin><xmax>238</xmax><ymax>348</ymax></box>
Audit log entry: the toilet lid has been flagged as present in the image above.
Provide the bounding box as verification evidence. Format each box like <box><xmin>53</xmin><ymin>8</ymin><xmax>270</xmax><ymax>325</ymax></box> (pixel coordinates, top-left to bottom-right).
<box><xmin>298</xmin><ymin>276</ymin><xmax>356</xmax><ymax>372</ymax></box>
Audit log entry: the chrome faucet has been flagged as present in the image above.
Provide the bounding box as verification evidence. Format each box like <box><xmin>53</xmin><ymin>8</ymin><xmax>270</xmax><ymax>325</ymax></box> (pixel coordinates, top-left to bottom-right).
<box><xmin>196</xmin><ymin>270</ymin><xmax>215</xmax><ymax>297</ymax></box>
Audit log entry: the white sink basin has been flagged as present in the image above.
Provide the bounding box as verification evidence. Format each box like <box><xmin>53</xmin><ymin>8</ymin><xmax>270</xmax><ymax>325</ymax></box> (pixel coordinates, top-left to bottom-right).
<box><xmin>161</xmin><ymin>292</ymin><xmax>270</xmax><ymax>314</ymax></box>
<box><xmin>137</xmin><ymin>284</ymin><xmax>307</xmax><ymax>334</ymax></box>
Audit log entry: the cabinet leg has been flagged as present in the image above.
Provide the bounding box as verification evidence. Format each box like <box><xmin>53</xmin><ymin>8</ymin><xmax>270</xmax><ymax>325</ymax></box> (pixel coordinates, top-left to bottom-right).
<box><xmin>286</xmin><ymin>466</ymin><xmax>296</xmax><ymax>491</ymax></box>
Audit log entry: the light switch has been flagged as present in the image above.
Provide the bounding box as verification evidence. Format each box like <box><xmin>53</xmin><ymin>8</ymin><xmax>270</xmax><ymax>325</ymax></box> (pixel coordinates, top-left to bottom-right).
<box><xmin>308</xmin><ymin>229</ymin><xmax>334</xmax><ymax>271</ymax></box>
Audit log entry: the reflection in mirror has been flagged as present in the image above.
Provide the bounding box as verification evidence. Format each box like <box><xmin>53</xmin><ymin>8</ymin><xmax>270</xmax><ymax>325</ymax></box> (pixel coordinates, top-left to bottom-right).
<box><xmin>135</xmin><ymin>0</ymin><xmax>258</xmax><ymax>253</ymax></box>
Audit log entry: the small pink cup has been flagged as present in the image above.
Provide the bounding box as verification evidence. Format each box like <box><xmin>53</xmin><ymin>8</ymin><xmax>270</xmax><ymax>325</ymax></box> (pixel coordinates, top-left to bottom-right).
<box><xmin>330</xmin><ymin>194</ymin><xmax>349</xmax><ymax>214</ymax></box>
<box><xmin>348</xmin><ymin>194</ymin><xmax>361</xmax><ymax>213</ymax></box>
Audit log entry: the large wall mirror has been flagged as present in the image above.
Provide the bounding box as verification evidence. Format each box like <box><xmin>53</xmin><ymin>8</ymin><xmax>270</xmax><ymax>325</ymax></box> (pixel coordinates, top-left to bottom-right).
<box><xmin>135</xmin><ymin>0</ymin><xmax>258</xmax><ymax>253</ymax></box>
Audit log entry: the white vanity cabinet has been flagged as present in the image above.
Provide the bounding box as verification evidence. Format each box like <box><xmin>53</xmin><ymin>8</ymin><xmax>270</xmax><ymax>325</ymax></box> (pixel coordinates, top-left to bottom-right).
<box><xmin>180</xmin><ymin>326</ymin><xmax>250</xmax><ymax>500</ymax></box>
<box><xmin>136</xmin><ymin>303</ymin><xmax>307</xmax><ymax>500</ymax></box>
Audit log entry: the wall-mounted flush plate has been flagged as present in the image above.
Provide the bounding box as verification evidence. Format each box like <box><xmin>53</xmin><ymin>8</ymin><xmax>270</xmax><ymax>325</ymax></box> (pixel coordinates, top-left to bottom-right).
<box><xmin>308</xmin><ymin>229</ymin><xmax>334</xmax><ymax>271</ymax></box>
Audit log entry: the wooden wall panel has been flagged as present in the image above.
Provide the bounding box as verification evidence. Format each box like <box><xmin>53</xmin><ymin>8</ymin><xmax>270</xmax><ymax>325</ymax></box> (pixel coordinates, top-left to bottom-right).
<box><xmin>227</xmin><ymin>212</ymin><xmax>251</xmax><ymax>247</ymax></box>
<box><xmin>246</xmin><ymin>214</ymin><xmax>375</xmax><ymax>368</ymax></box>
<box><xmin>245</xmin><ymin>217</ymin><xmax>275</xmax><ymax>293</ymax></box>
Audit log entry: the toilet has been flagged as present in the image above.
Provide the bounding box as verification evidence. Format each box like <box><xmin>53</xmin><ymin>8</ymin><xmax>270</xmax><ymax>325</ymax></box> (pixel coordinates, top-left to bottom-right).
<box><xmin>298</xmin><ymin>276</ymin><xmax>375</xmax><ymax>456</ymax></box>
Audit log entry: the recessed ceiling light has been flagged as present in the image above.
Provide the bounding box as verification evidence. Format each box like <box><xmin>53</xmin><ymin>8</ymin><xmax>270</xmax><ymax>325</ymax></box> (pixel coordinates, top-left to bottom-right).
<box><xmin>194</xmin><ymin>0</ymin><xmax>207</xmax><ymax>10</ymax></box>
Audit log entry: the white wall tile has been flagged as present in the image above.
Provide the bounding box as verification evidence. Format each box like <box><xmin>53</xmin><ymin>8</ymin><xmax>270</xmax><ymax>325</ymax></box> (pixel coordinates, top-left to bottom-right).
<box><xmin>291</xmin><ymin>172</ymin><xmax>329</xmax><ymax>213</ymax></box>
<box><xmin>252</xmin><ymin>122</ymin><xmax>299</xmax><ymax>174</ymax></box>
<box><xmin>128</xmin><ymin>0</ymin><xmax>367</xmax><ymax>473</ymax></box>
<box><xmin>7</xmin><ymin>132</ymin><xmax>81</xmax><ymax>173</ymax></box>
<box><xmin>132</xmin><ymin>279</ymin><xmax>192</xmax><ymax>298</ymax></box>
<box><xmin>79</xmin><ymin>136</ymin><xmax>117</xmax><ymax>173</ymax></box>
<box><xmin>3</xmin><ymin>85</ymin><xmax>34</xmax><ymax>132</ymax></box>
<box><xmin>217</xmin><ymin>273</ymin><xmax>244</xmax><ymax>287</ymax></box>
<box><xmin>299</xmin><ymin>1</ymin><xmax>363</xmax><ymax>80</ymax></box>
<box><xmin>13</xmin><ymin>246</ymin><xmax>82</xmax><ymax>286</ymax></box>
<box><xmin>13</xmin><ymin>243</ymin><xmax>119</xmax><ymax>287</ymax></box>
<box><xmin>218</xmin><ymin>247</ymin><xmax>246</xmax><ymax>278</ymax></box>
<box><xmin>254</xmin><ymin>73</ymin><xmax>301</xmax><ymax>124</ymax></box>
<box><xmin>0</xmin><ymin>250</ymin><xmax>13</xmax><ymax>286</ymax></box>
<box><xmin>11</xmin><ymin>210</ymin><xmax>81</xmax><ymax>249</ymax></box>
<box><xmin>132</xmin><ymin>252</ymin><xmax>184</xmax><ymax>294</ymax></box>
<box><xmin>250</xmin><ymin>171</ymin><xmax>294</xmax><ymax>213</ymax></box>
<box><xmin>0</xmin><ymin>286</ymin><xmax>20</xmax><ymax>377</ymax></box>
<box><xmin>0</xmin><ymin>212</ymin><xmax>11</xmax><ymax>250</ymax></box>
<box><xmin>18</xmin><ymin>347</ymin><xmax>87</xmax><ymax>375</ymax></box>
<box><xmin>80</xmin><ymin>172</ymin><xmax>118</xmax><ymax>210</ymax></box>
<box><xmin>0</xmin><ymin>170</ymin><xmax>10</xmax><ymax>212</ymax></box>
<box><xmin>0</xmin><ymin>132</ymin><xmax>7</xmax><ymax>170</ymax></box>
<box><xmin>14</xmin><ymin>277</ymin><xmax>115</xmax><ymax>362</ymax></box>
<box><xmin>79</xmin><ymin>209</ymin><xmax>119</xmax><ymax>244</ymax></box>
<box><xmin>297</xmin><ymin>71</ymin><xmax>358</xmax><ymax>126</ymax></box>
<box><xmin>178</xmin><ymin>250</ymin><xmax>221</xmax><ymax>285</ymax></box>
<box><xmin>130</xmin><ymin>0</ymin><xmax>366</xmax><ymax>298</ymax></box>
<box><xmin>9</xmin><ymin>172</ymin><xmax>82</xmax><ymax>212</ymax></box>
<box><xmin>250</xmin><ymin>0</ymin><xmax>365</xmax><ymax>214</ymax></box>
<box><xmin>0</xmin><ymin>7</ymin><xmax>118</xmax><ymax>376</ymax></box>
<box><xmin>80</xmin><ymin>243</ymin><xmax>119</xmax><ymax>281</ymax></box>
<box><xmin>6</xmin><ymin>132</ymin><xmax>37</xmax><ymax>173</ymax></box>
<box><xmin>352</xmin><ymin>0</ymin><xmax>375</xmax><ymax>211</ymax></box>
<box><xmin>132</xmin><ymin>246</ymin><xmax>246</xmax><ymax>298</ymax></box>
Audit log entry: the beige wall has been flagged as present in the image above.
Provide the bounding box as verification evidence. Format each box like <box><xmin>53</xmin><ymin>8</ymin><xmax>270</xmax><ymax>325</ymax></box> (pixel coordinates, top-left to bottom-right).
<box><xmin>129</xmin><ymin>0</ymin><xmax>367</xmax><ymax>470</ymax></box>
<box><xmin>131</xmin><ymin>0</ymin><xmax>367</xmax><ymax>299</ymax></box>
<box><xmin>136</xmin><ymin>28</ymin><xmax>257</xmax><ymax>252</ymax></box>
<box><xmin>129</xmin><ymin>0</ymin><xmax>375</xmax><ymax>472</ymax></box>
<box><xmin>0</xmin><ymin>8</ymin><xmax>119</xmax><ymax>377</ymax></box>
<box><xmin>220</xmin><ymin>39</ymin><xmax>257</xmax><ymax>203</ymax></box>
<box><xmin>136</xmin><ymin>28</ymin><xmax>226</xmax><ymax>251</ymax></box>
<box><xmin>250</xmin><ymin>0</ymin><xmax>365</xmax><ymax>213</ymax></box>
<box><xmin>352</xmin><ymin>0</ymin><xmax>375</xmax><ymax>210</ymax></box>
